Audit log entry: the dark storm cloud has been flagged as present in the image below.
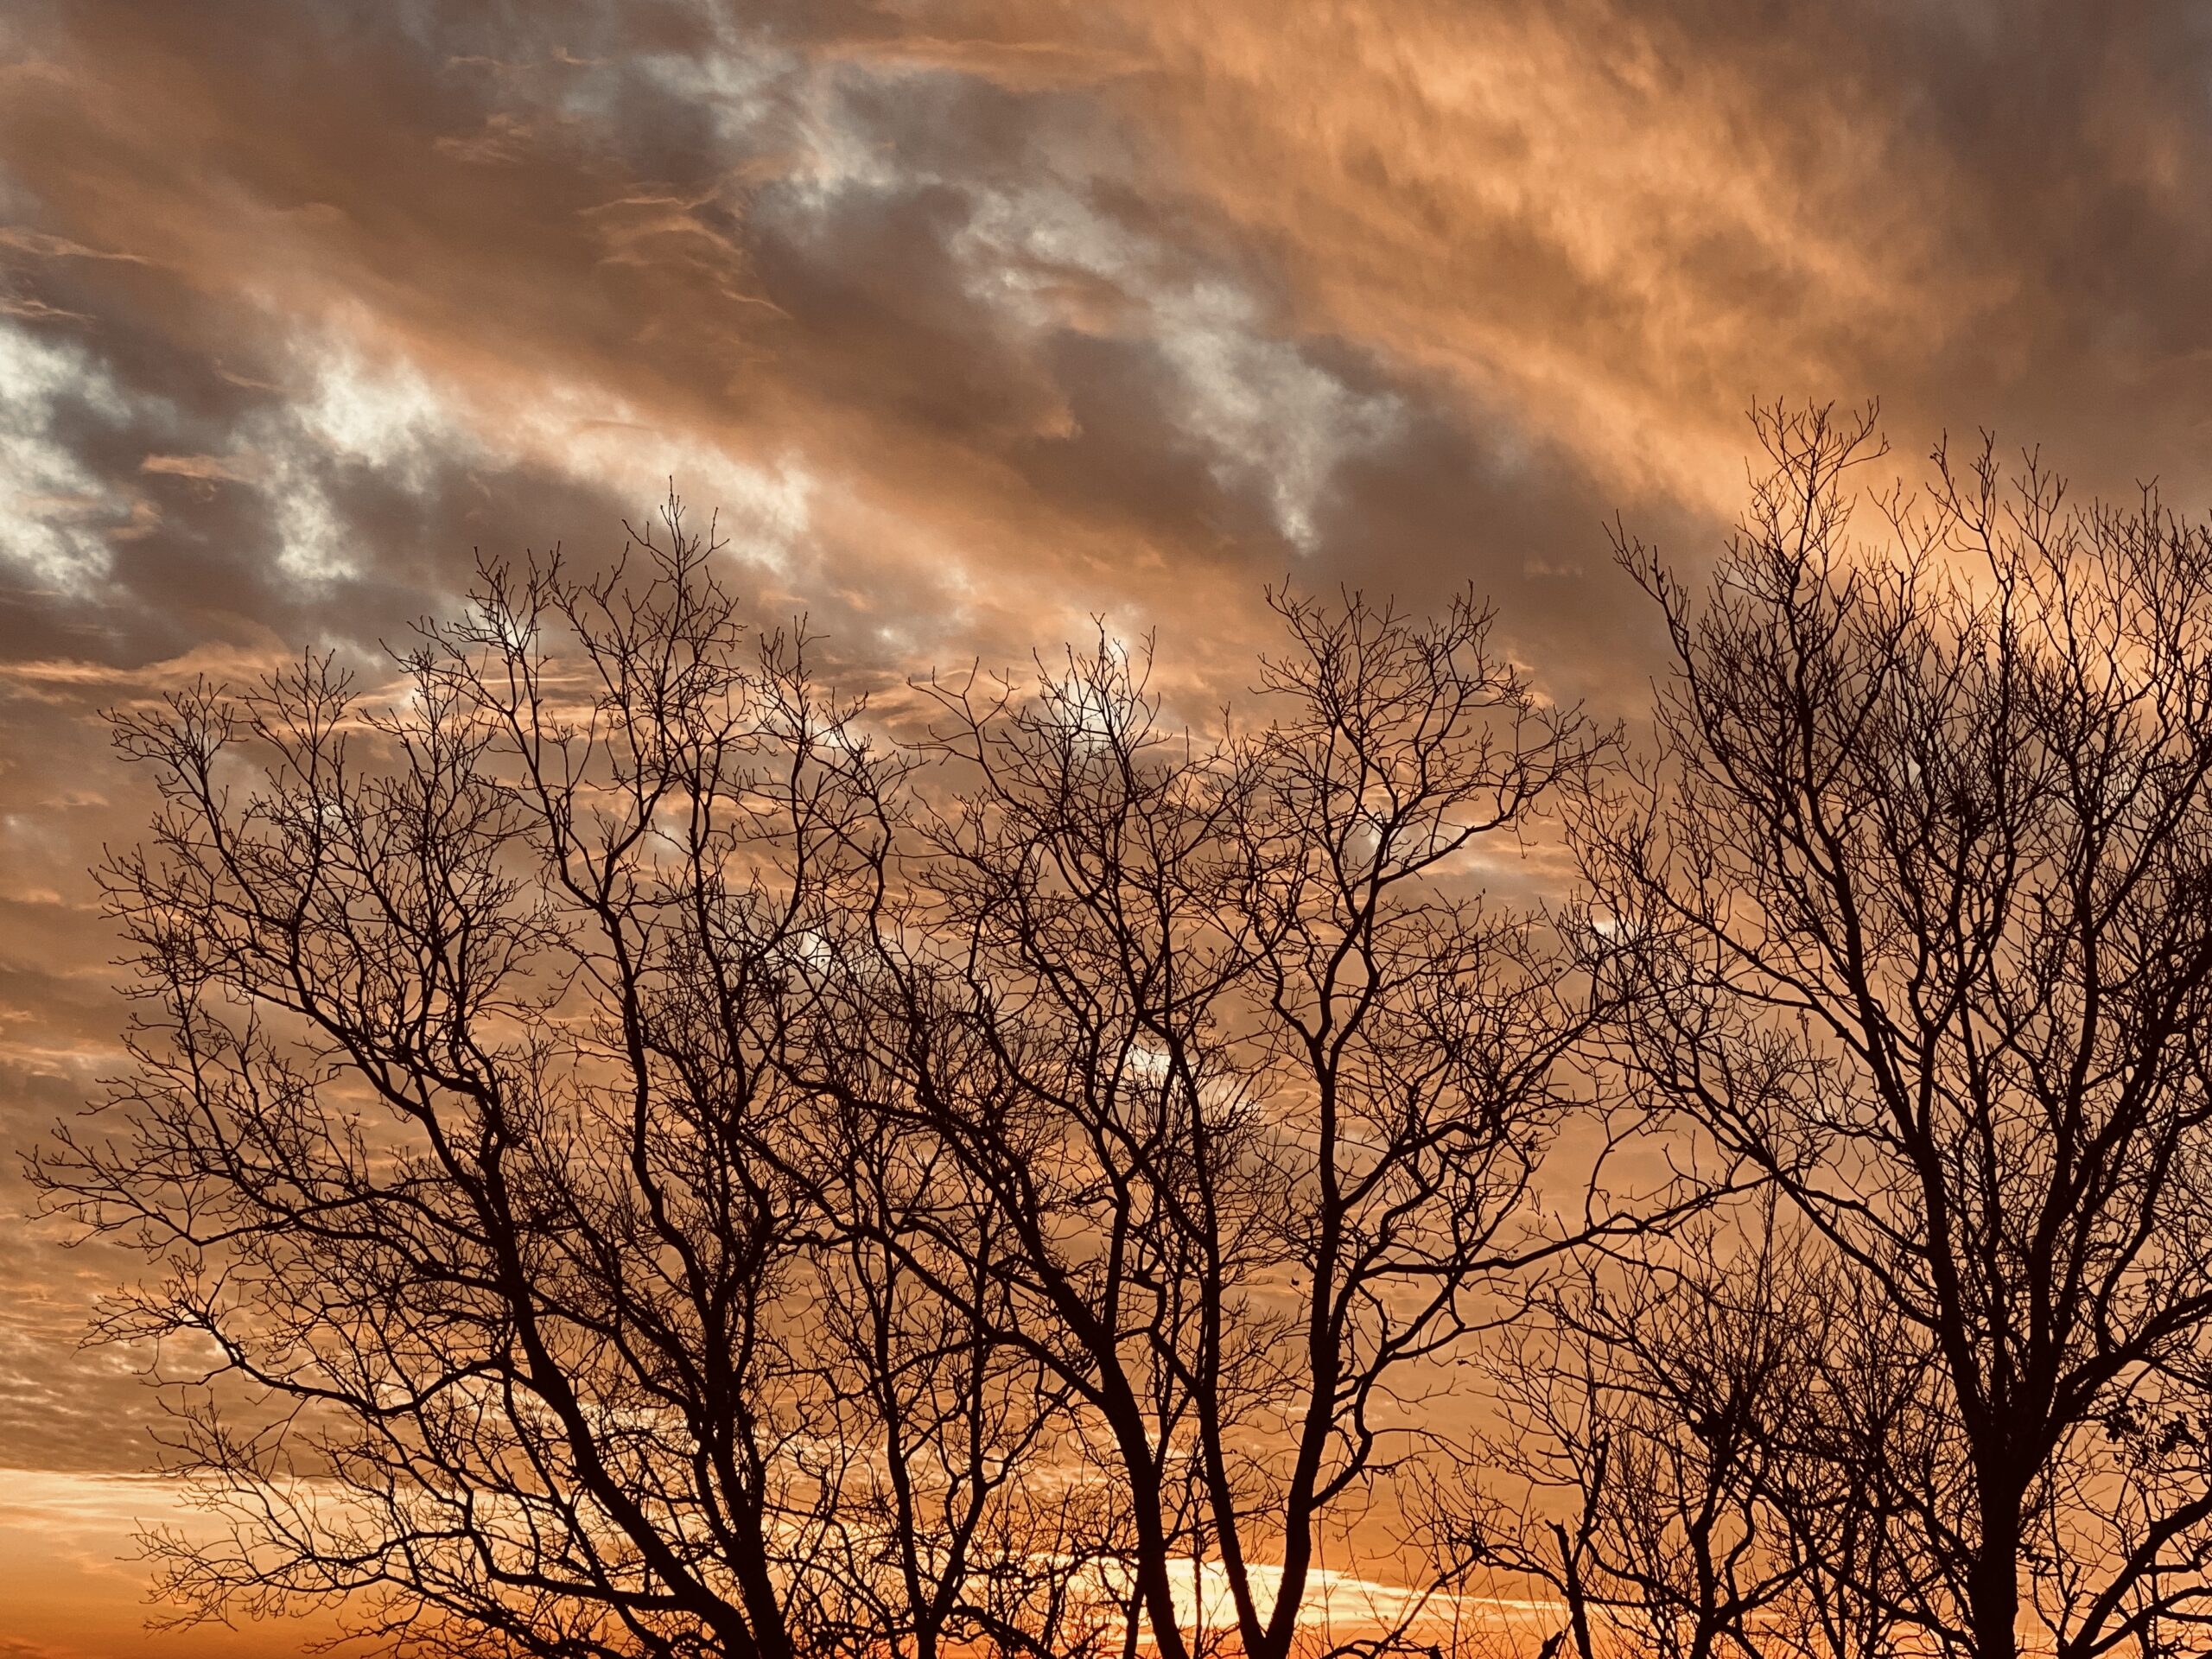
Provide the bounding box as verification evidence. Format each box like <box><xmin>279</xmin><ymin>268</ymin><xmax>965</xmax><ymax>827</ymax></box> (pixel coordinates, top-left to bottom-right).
<box><xmin>5</xmin><ymin>0</ymin><xmax>2212</xmax><ymax>1647</ymax></box>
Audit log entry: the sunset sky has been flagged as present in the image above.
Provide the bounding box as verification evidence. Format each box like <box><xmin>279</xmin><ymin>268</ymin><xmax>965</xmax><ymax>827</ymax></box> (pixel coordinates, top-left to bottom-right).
<box><xmin>7</xmin><ymin>3</ymin><xmax>2212</xmax><ymax>1653</ymax></box>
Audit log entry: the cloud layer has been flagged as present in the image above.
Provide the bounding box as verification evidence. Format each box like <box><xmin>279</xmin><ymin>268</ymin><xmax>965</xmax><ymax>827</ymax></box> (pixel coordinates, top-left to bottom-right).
<box><xmin>7</xmin><ymin>1</ymin><xmax>2212</xmax><ymax>1649</ymax></box>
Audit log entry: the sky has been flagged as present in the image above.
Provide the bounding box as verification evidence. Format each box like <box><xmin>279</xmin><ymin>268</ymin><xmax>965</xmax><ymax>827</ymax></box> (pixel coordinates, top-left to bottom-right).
<box><xmin>6</xmin><ymin>2</ymin><xmax>2212</xmax><ymax>1653</ymax></box>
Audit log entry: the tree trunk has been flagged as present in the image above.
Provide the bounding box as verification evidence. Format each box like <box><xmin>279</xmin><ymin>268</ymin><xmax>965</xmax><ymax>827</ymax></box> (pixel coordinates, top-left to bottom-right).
<box><xmin>1970</xmin><ymin>1493</ymin><xmax>2020</xmax><ymax>1659</ymax></box>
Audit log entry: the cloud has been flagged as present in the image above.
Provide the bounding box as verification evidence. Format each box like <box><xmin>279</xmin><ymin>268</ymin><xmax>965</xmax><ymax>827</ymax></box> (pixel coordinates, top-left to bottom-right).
<box><xmin>137</xmin><ymin>453</ymin><xmax>254</xmax><ymax>483</ymax></box>
<box><xmin>2</xmin><ymin>0</ymin><xmax>2212</xmax><ymax>1649</ymax></box>
<box><xmin>823</xmin><ymin>33</ymin><xmax>1150</xmax><ymax>92</ymax></box>
<box><xmin>0</xmin><ymin>226</ymin><xmax>152</xmax><ymax>264</ymax></box>
<box><xmin>948</xmin><ymin>177</ymin><xmax>1409</xmax><ymax>551</ymax></box>
<box><xmin>0</xmin><ymin>321</ymin><xmax>138</xmax><ymax>590</ymax></box>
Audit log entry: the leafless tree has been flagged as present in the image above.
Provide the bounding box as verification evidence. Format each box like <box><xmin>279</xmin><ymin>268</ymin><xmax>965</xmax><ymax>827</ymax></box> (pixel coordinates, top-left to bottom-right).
<box><xmin>1484</xmin><ymin>1199</ymin><xmax>1924</xmax><ymax>1659</ymax></box>
<box><xmin>782</xmin><ymin>590</ymin><xmax>1633</xmax><ymax>1659</ymax></box>
<box><xmin>36</xmin><ymin>501</ymin><xmax>1637</xmax><ymax>1659</ymax></box>
<box><xmin>35</xmin><ymin>511</ymin><xmax>1109</xmax><ymax>1659</ymax></box>
<box><xmin>1486</xmin><ymin>1203</ymin><xmax>1809</xmax><ymax>1659</ymax></box>
<box><xmin>1575</xmin><ymin>404</ymin><xmax>2212</xmax><ymax>1659</ymax></box>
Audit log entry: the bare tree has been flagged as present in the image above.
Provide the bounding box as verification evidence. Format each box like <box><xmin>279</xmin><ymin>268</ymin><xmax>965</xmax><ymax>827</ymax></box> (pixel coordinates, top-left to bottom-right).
<box><xmin>1757</xmin><ymin>1255</ymin><xmax>1938</xmax><ymax>1659</ymax></box>
<box><xmin>1576</xmin><ymin>405</ymin><xmax>2212</xmax><ymax>1659</ymax></box>
<box><xmin>784</xmin><ymin>592</ymin><xmax>1626</xmax><ymax>1659</ymax></box>
<box><xmin>1485</xmin><ymin>1199</ymin><xmax>1923</xmax><ymax>1659</ymax></box>
<box><xmin>1486</xmin><ymin>1204</ymin><xmax>1810</xmax><ymax>1659</ymax></box>
<box><xmin>35</xmin><ymin>511</ymin><xmax>1104</xmax><ymax>1659</ymax></box>
<box><xmin>36</xmin><ymin>502</ymin><xmax>1635</xmax><ymax>1659</ymax></box>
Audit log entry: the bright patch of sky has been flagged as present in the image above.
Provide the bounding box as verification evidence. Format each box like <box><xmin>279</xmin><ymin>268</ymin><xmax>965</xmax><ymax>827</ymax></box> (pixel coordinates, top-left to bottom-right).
<box><xmin>642</xmin><ymin>41</ymin><xmax>1407</xmax><ymax>556</ymax></box>
<box><xmin>236</xmin><ymin>327</ymin><xmax>815</xmax><ymax>584</ymax></box>
<box><xmin>0</xmin><ymin>321</ymin><xmax>135</xmax><ymax>590</ymax></box>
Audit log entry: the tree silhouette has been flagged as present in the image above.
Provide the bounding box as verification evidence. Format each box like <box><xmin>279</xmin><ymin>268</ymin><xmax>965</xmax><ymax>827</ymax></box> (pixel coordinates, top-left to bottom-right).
<box><xmin>37</xmin><ymin>507</ymin><xmax>1627</xmax><ymax>1659</ymax></box>
<box><xmin>790</xmin><ymin>588</ymin><xmax>1626</xmax><ymax>1659</ymax></box>
<box><xmin>37</xmin><ymin>516</ymin><xmax>1109</xmax><ymax>1659</ymax></box>
<box><xmin>1485</xmin><ymin>1197</ymin><xmax>1924</xmax><ymax>1659</ymax></box>
<box><xmin>1574</xmin><ymin>405</ymin><xmax>2212</xmax><ymax>1659</ymax></box>
<box><xmin>50</xmin><ymin>408</ymin><xmax>2212</xmax><ymax>1659</ymax></box>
